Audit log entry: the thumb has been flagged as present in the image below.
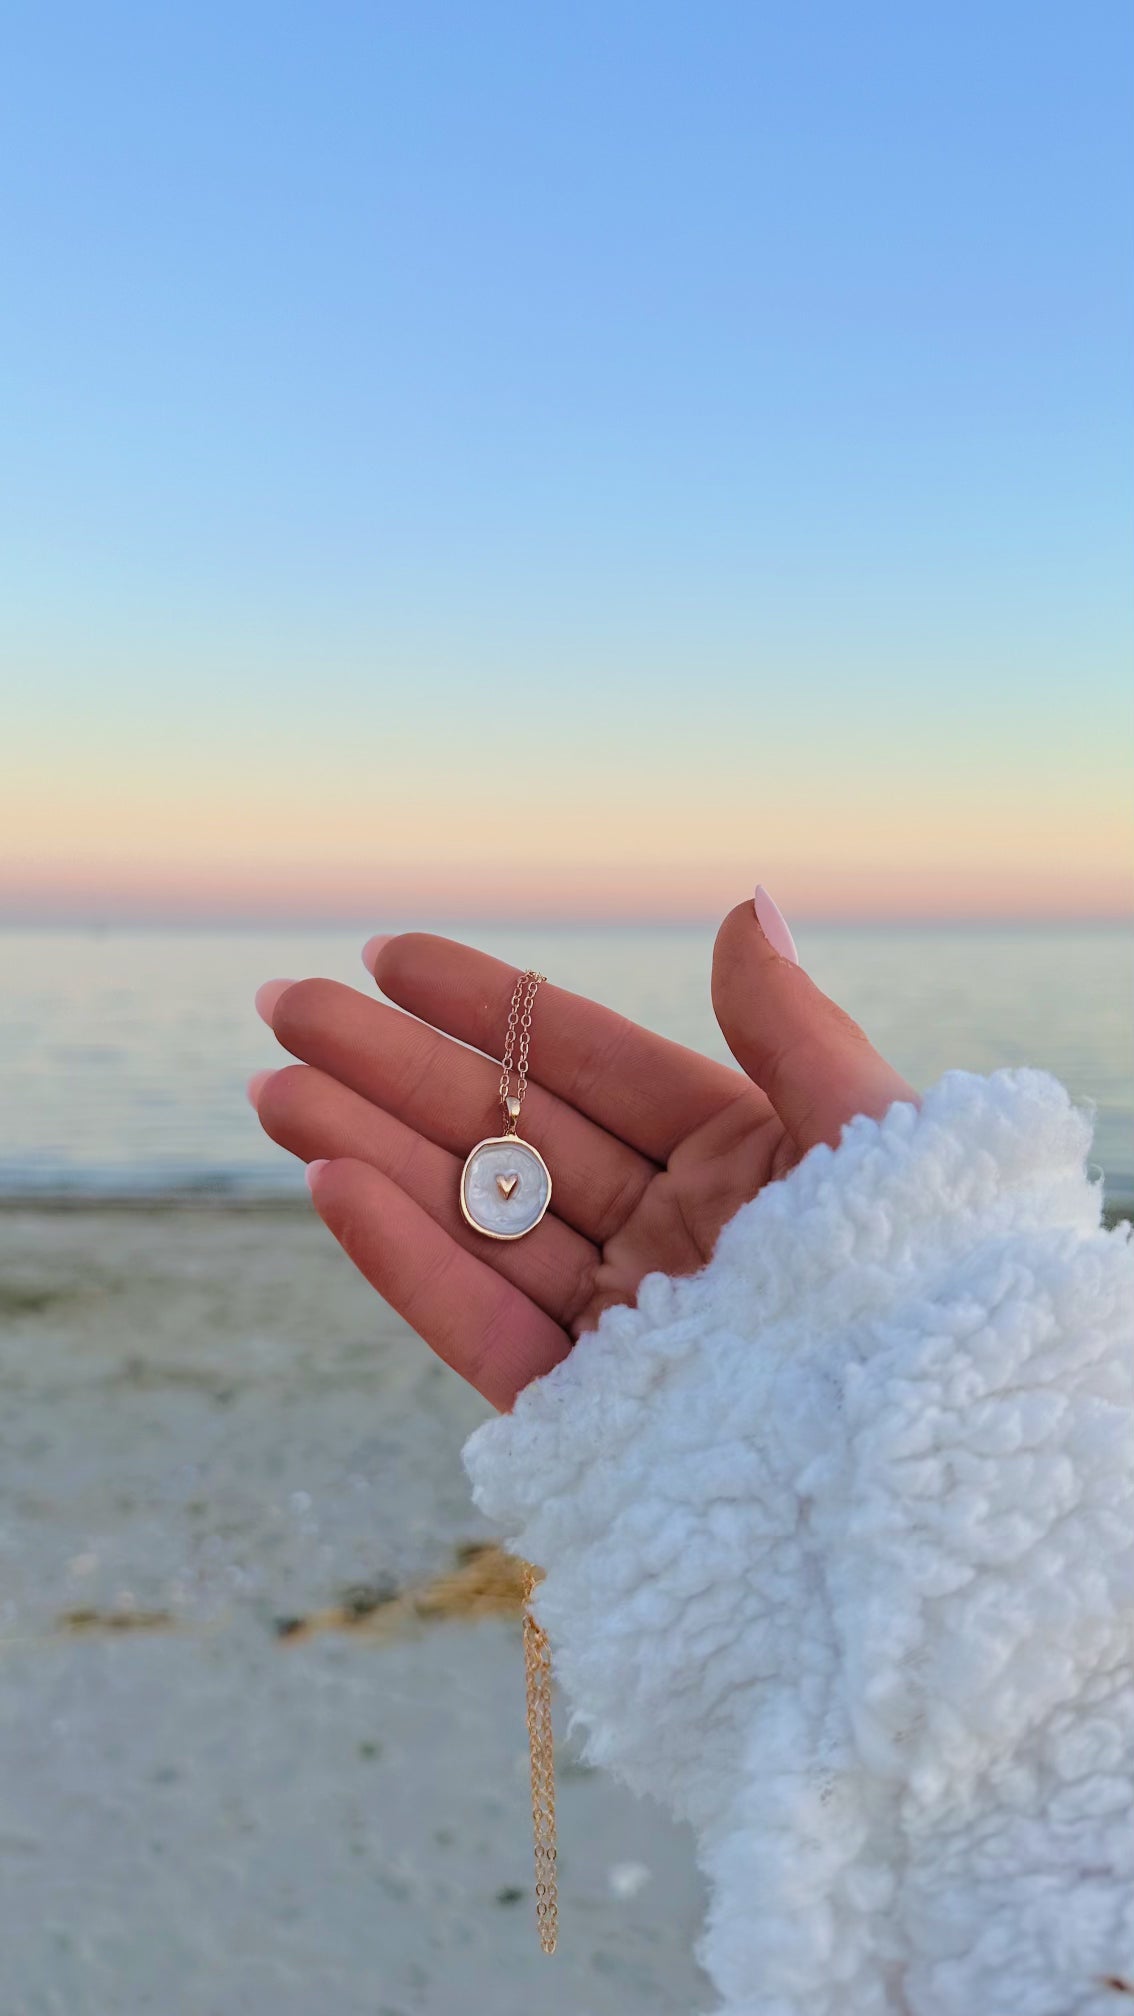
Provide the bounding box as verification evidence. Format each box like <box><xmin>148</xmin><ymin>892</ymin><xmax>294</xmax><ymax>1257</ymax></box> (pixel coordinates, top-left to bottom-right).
<box><xmin>711</xmin><ymin>889</ymin><xmax>917</xmax><ymax>1154</ymax></box>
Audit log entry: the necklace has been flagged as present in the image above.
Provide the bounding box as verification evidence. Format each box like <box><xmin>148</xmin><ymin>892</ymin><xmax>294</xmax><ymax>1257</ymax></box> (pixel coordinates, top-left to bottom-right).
<box><xmin>460</xmin><ymin>971</ymin><xmax>558</xmax><ymax>1953</ymax></box>
<box><xmin>459</xmin><ymin>969</ymin><xmax>552</xmax><ymax>1241</ymax></box>
<box><xmin>522</xmin><ymin>1562</ymin><xmax>558</xmax><ymax>1955</ymax></box>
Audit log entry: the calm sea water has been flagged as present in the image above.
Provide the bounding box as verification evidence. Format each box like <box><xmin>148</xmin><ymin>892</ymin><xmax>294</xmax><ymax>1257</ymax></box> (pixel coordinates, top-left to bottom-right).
<box><xmin>0</xmin><ymin>923</ymin><xmax>1130</xmax><ymax>1203</ymax></box>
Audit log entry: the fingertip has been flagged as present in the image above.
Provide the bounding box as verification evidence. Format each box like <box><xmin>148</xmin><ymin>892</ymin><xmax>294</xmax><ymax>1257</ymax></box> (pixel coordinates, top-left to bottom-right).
<box><xmin>254</xmin><ymin>978</ymin><xmax>296</xmax><ymax>1027</ymax></box>
<box><xmin>753</xmin><ymin>884</ymin><xmax>800</xmax><ymax>966</ymax></box>
<box><xmin>246</xmin><ymin>1068</ymin><xmax>275</xmax><ymax>1111</ymax></box>
<box><xmin>712</xmin><ymin>892</ymin><xmax>913</xmax><ymax>1150</ymax></box>
<box><xmin>305</xmin><ymin>1158</ymin><xmax>331</xmax><ymax>1196</ymax></box>
<box><xmin>361</xmin><ymin>934</ymin><xmax>393</xmax><ymax>979</ymax></box>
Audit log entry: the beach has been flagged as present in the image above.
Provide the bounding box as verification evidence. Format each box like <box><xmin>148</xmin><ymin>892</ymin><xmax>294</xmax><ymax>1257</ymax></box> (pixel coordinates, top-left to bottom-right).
<box><xmin>2</xmin><ymin>922</ymin><xmax>1131</xmax><ymax>2011</ymax></box>
<box><xmin>0</xmin><ymin>1199</ymin><xmax>706</xmax><ymax>2016</ymax></box>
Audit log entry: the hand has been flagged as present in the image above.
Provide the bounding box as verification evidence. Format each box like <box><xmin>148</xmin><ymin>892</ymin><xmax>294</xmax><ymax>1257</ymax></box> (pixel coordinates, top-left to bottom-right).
<box><xmin>250</xmin><ymin>901</ymin><xmax>915</xmax><ymax>1410</ymax></box>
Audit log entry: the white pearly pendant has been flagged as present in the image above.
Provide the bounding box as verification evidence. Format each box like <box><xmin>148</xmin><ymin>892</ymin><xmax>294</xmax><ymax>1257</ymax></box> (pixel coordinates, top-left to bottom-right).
<box><xmin>460</xmin><ymin>1135</ymin><xmax>552</xmax><ymax>1240</ymax></box>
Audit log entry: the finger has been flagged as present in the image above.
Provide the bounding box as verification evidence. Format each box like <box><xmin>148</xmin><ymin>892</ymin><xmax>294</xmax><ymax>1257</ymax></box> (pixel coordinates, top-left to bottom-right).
<box><xmin>307</xmin><ymin>1156</ymin><xmax>570</xmax><ymax>1409</ymax></box>
<box><xmin>368</xmin><ymin>932</ymin><xmax>758</xmax><ymax>1162</ymax></box>
<box><xmin>254</xmin><ymin>1064</ymin><xmax>597</xmax><ymax>1328</ymax></box>
<box><xmin>711</xmin><ymin>897</ymin><xmax>917</xmax><ymax>1154</ymax></box>
<box><xmin>269</xmin><ymin>979</ymin><xmax>653</xmax><ymax>1243</ymax></box>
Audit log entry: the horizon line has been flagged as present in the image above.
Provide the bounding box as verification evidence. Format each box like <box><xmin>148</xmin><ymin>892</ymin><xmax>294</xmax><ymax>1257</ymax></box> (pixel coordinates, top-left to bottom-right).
<box><xmin>2</xmin><ymin>909</ymin><xmax>1132</xmax><ymax>932</ymax></box>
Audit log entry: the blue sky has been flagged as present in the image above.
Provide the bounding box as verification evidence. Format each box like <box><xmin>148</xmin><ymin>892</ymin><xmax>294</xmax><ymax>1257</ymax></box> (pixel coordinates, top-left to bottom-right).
<box><xmin>2</xmin><ymin>1</ymin><xmax>1131</xmax><ymax>919</ymax></box>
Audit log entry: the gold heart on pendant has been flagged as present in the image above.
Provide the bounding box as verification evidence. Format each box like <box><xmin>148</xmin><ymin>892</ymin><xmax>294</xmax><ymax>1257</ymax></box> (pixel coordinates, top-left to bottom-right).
<box><xmin>496</xmin><ymin>1171</ymin><xmax>520</xmax><ymax>1199</ymax></box>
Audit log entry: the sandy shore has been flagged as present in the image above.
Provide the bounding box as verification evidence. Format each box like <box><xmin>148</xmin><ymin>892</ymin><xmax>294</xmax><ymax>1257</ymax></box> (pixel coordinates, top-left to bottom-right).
<box><xmin>0</xmin><ymin>1203</ymin><xmax>706</xmax><ymax>2016</ymax></box>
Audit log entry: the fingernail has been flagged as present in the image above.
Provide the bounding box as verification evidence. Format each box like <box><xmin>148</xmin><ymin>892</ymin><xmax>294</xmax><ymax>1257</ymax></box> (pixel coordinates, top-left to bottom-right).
<box><xmin>305</xmin><ymin>1158</ymin><xmax>329</xmax><ymax>1194</ymax></box>
<box><xmin>254</xmin><ymin>978</ymin><xmax>295</xmax><ymax>1027</ymax></box>
<box><xmin>753</xmin><ymin>885</ymin><xmax>800</xmax><ymax>965</ymax></box>
<box><xmin>246</xmin><ymin>1068</ymin><xmax>275</xmax><ymax>1110</ymax></box>
<box><xmin>361</xmin><ymin>934</ymin><xmax>392</xmax><ymax>977</ymax></box>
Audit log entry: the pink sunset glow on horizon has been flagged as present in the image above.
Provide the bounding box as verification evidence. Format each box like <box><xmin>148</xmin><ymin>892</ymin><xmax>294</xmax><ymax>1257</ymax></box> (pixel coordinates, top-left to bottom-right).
<box><xmin>2</xmin><ymin>858</ymin><xmax>1131</xmax><ymax>926</ymax></box>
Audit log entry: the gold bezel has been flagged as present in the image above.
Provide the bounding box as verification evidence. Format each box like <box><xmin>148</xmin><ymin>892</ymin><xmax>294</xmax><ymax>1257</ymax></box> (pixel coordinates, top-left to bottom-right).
<box><xmin>459</xmin><ymin>1135</ymin><xmax>553</xmax><ymax>1241</ymax></box>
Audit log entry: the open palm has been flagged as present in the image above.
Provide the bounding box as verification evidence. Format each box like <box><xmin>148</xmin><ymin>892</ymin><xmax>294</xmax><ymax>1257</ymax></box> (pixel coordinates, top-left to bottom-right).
<box><xmin>251</xmin><ymin>901</ymin><xmax>913</xmax><ymax>1410</ymax></box>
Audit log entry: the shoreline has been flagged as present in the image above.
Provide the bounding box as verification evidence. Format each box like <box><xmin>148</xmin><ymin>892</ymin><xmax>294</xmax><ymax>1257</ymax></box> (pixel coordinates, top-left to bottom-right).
<box><xmin>3</xmin><ymin>1185</ymin><xmax>1132</xmax><ymax>1226</ymax></box>
<box><xmin>0</xmin><ymin>1188</ymin><xmax>312</xmax><ymax>1214</ymax></box>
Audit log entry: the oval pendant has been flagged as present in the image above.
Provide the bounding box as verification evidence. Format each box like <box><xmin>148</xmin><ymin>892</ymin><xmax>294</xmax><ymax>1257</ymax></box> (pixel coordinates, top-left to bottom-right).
<box><xmin>460</xmin><ymin>1135</ymin><xmax>552</xmax><ymax>1240</ymax></box>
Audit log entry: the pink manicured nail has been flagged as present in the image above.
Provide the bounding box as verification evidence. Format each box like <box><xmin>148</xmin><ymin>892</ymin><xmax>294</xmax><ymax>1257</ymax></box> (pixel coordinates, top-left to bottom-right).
<box><xmin>305</xmin><ymin>1158</ymin><xmax>329</xmax><ymax>1194</ymax></box>
<box><xmin>753</xmin><ymin>885</ymin><xmax>800</xmax><ymax>965</ymax></box>
<box><xmin>246</xmin><ymin>1069</ymin><xmax>275</xmax><ymax>1109</ymax></box>
<box><xmin>361</xmin><ymin>934</ymin><xmax>392</xmax><ymax>978</ymax></box>
<box><xmin>254</xmin><ymin>978</ymin><xmax>295</xmax><ymax>1027</ymax></box>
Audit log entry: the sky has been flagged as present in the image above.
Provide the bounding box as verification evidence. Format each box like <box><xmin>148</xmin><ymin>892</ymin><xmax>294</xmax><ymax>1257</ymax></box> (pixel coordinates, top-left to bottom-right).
<box><xmin>2</xmin><ymin>1</ymin><xmax>1131</xmax><ymax>924</ymax></box>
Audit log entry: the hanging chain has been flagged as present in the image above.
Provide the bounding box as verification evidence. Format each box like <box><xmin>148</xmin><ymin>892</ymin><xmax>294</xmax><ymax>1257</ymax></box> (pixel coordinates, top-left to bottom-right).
<box><xmin>498</xmin><ymin>970</ymin><xmax>545</xmax><ymax>1133</ymax></box>
<box><xmin>496</xmin><ymin>970</ymin><xmax>558</xmax><ymax>1949</ymax></box>
<box><xmin>521</xmin><ymin>1562</ymin><xmax>558</xmax><ymax>1954</ymax></box>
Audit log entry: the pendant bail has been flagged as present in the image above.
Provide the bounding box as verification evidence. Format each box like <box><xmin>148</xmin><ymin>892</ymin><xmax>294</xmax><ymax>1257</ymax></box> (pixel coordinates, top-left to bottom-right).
<box><xmin>504</xmin><ymin>1094</ymin><xmax>522</xmax><ymax>1134</ymax></box>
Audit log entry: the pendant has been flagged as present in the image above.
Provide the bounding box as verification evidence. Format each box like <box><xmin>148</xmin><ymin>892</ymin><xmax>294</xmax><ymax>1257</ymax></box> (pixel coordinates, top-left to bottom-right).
<box><xmin>460</xmin><ymin>1135</ymin><xmax>552</xmax><ymax>1240</ymax></box>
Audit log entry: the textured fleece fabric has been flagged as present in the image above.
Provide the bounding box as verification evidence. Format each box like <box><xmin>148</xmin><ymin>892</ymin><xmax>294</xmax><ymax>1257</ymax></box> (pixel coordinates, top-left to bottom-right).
<box><xmin>463</xmin><ymin>1070</ymin><xmax>1134</xmax><ymax>2016</ymax></box>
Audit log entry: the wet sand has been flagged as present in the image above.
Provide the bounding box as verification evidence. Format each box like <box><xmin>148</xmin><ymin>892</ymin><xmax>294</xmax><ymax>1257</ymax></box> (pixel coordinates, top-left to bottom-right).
<box><xmin>0</xmin><ymin>1203</ymin><xmax>706</xmax><ymax>2016</ymax></box>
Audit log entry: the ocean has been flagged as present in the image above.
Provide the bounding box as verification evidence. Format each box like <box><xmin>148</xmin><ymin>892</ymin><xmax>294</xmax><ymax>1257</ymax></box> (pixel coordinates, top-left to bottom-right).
<box><xmin>0</xmin><ymin>921</ymin><xmax>1131</xmax><ymax>1206</ymax></box>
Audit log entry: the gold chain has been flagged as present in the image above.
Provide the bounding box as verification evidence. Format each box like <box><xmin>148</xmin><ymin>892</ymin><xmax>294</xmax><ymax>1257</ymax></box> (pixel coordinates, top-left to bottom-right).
<box><xmin>521</xmin><ymin>1562</ymin><xmax>558</xmax><ymax>1954</ymax></box>
<box><xmin>498</xmin><ymin>971</ymin><xmax>558</xmax><ymax>1950</ymax></box>
<box><xmin>498</xmin><ymin>970</ymin><xmax>545</xmax><ymax>1133</ymax></box>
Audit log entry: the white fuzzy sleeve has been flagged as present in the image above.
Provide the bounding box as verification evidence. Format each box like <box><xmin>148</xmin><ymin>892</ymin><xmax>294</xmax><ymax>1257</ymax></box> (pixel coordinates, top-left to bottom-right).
<box><xmin>463</xmin><ymin>1070</ymin><xmax>1134</xmax><ymax>2016</ymax></box>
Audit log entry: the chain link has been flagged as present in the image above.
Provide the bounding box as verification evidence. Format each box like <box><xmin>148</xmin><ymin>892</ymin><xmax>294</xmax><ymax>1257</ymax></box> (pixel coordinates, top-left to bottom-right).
<box><xmin>498</xmin><ymin>969</ymin><xmax>545</xmax><ymax>1131</ymax></box>
<box><xmin>521</xmin><ymin>1562</ymin><xmax>558</xmax><ymax>1954</ymax></box>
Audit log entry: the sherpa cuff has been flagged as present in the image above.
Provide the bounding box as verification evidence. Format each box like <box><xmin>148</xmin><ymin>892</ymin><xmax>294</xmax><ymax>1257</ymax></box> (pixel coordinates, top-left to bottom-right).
<box><xmin>464</xmin><ymin>1070</ymin><xmax>1134</xmax><ymax>2016</ymax></box>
